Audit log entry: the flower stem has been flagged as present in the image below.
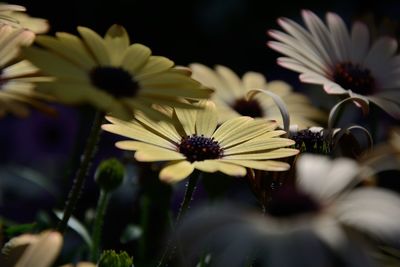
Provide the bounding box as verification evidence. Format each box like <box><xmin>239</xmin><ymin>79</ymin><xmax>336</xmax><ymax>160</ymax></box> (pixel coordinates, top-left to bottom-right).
<box><xmin>90</xmin><ymin>189</ymin><xmax>110</xmax><ymax>262</ymax></box>
<box><xmin>57</xmin><ymin>110</ymin><xmax>103</xmax><ymax>233</ymax></box>
<box><xmin>157</xmin><ymin>171</ymin><xmax>201</xmax><ymax>267</ymax></box>
<box><xmin>175</xmin><ymin>171</ymin><xmax>201</xmax><ymax>223</ymax></box>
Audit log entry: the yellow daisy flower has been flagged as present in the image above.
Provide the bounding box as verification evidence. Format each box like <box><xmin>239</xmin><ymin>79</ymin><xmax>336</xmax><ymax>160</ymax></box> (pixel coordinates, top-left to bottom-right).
<box><xmin>0</xmin><ymin>25</ymin><xmax>52</xmax><ymax>117</ymax></box>
<box><xmin>0</xmin><ymin>3</ymin><xmax>49</xmax><ymax>34</ymax></box>
<box><xmin>102</xmin><ymin>100</ymin><xmax>299</xmax><ymax>183</ymax></box>
<box><xmin>23</xmin><ymin>24</ymin><xmax>213</xmax><ymax>120</ymax></box>
<box><xmin>190</xmin><ymin>63</ymin><xmax>325</xmax><ymax>128</ymax></box>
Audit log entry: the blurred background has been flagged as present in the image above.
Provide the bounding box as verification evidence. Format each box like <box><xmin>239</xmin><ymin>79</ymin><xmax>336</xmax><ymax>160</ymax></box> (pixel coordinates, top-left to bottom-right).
<box><xmin>1</xmin><ymin>0</ymin><xmax>400</xmax><ymax>265</ymax></box>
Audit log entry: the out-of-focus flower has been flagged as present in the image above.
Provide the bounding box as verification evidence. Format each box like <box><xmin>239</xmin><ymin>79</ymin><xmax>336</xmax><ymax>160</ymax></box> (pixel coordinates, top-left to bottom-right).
<box><xmin>60</xmin><ymin>263</ymin><xmax>96</xmax><ymax>267</ymax></box>
<box><xmin>23</xmin><ymin>24</ymin><xmax>213</xmax><ymax>120</ymax></box>
<box><xmin>0</xmin><ymin>24</ymin><xmax>52</xmax><ymax>118</ymax></box>
<box><xmin>0</xmin><ymin>231</ymin><xmax>62</xmax><ymax>267</ymax></box>
<box><xmin>177</xmin><ymin>154</ymin><xmax>400</xmax><ymax>267</ymax></box>
<box><xmin>190</xmin><ymin>63</ymin><xmax>325</xmax><ymax>128</ymax></box>
<box><xmin>102</xmin><ymin>100</ymin><xmax>298</xmax><ymax>183</ymax></box>
<box><xmin>268</xmin><ymin>10</ymin><xmax>400</xmax><ymax>119</ymax></box>
<box><xmin>0</xmin><ymin>3</ymin><xmax>49</xmax><ymax>34</ymax></box>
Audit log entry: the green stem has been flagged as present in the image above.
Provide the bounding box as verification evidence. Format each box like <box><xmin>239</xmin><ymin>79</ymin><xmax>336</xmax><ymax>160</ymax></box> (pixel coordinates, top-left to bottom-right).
<box><xmin>175</xmin><ymin>171</ymin><xmax>201</xmax><ymax>223</ymax></box>
<box><xmin>157</xmin><ymin>171</ymin><xmax>201</xmax><ymax>267</ymax></box>
<box><xmin>57</xmin><ymin>110</ymin><xmax>103</xmax><ymax>233</ymax></box>
<box><xmin>90</xmin><ymin>190</ymin><xmax>110</xmax><ymax>262</ymax></box>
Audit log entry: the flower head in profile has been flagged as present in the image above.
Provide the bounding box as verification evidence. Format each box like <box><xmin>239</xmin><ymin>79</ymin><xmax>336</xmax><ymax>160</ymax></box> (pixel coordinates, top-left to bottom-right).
<box><xmin>0</xmin><ymin>25</ymin><xmax>52</xmax><ymax>118</ymax></box>
<box><xmin>102</xmin><ymin>100</ymin><xmax>298</xmax><ymax>183</ymax></box>
<box><xmin>190</xmin><ymin>63</ymin><xmax>325</xmax><ymax>128</ymax></box>
<box><xmin>23</xmin><ymin>24</ymin><xmax>213</xmax><ymax>120</ymax></box>
<box><xmin>268</xmin><ymin>10</ymin><xmax>400</xmax><ymax>119</ymax></box>
<box><xmin>177</xmin><ymin>154</ymin><xmax>400</xmax><ymax>267</ymax></box>
<box><xmin>0</xmin><ymin>3</ymin><xmax>49</xmax><ymax>33</ymax></box>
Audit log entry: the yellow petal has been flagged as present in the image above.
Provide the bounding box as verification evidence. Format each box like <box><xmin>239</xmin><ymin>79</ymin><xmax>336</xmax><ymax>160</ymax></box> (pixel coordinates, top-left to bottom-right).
<box><xmin>193</xmin><ymin>160</ymin><xmax>246</xmax><ymax>176</ymax></box>
<box><xmin>1</xmin><ymin>60</ymin><xmax>38</xmax><ymax>78</ymax></box>
<box><xmin>159</xmin><ymin>160</ymin><xmax>194</xmax><ymax>183</ymax></box>
<box><xmin>102</xmin><ymin>117</ymin><xmax>173</xmax><ymax>149</ymax></box>
<box><xmin>133</xmin><ymin>111</ymin><xmax>181</xmax><ymax>143</ymax></box>
<box><xmin>23</xmin><ymin>47</ymin><xmax>89</xmax><ymax>81</ymax></box>
<box><xmin>55</xmin><ymin>32</ymin><xmax>97</xmax><ymax>66</ymax></box>
<box><xmin>195</xmin><ymin>100</ymin><xmax>218</xmax><ymax>137</ymax></box>
<box><xmin>219</xmin><ymin>119</ymin><xmax>278</xmax><ymax>148</ymax></box>
<box><xmin>122</xmin><ymin>98</ymin><xmax>173</xmax><ymax>122</ymax></box>
<box><xmin>35</xmin><ymin>35</ymin><xmax>95</xmax><ymax>70</ymax></box>
<box><xmin>215</xmin><ymin>65</ymin><xmax>243</xmax><ymax>98</ymax></box>
<box><xmin>77</xmin><ymin>26</ymin><xmax>110</xmax><ymax>65</ymax></box>
<box><xmin>121</xmin><ymin>44</ymin><xmax>151</xmax><ymax>74</ymax></box>
<box><xmin>212</xmin><ymin>116</ymin><xmax>252</xmax><ymax>141</ymax></box>
<box><xmin>224</xmin><ymin>138</ymin><xmax>295</xmax><ymax>155</ymax></box>
<box><xmin>35</xmin><ymin>81</ymin><xmax>91</xmax><ymax>104</ymax></box>
<box><xmin>134</xmin><ymin>148</ymin><xmax>185</xmax><ymax>162</ymax></box>
<box><xmin>136</xmin><ymin>56</ymin><xmax>174</xmax><ymax>78</ymax></box>
<box><xmin>221</xmin><ymin>159</ymin><xmax>290</xmax><ymax>171</ymax></box>
<box><xmin>104</xmin><ymin>24</ymin><xmax>130</xmax><ymax>65</ymax></box>
<box><xmin>116</xmin><ymin>140</ymin><xmax>175</xmax><ymax>150</ymax></box>
<box><xmin>223</xmin><ymin>148</ymin><xmax>299</xmax><ymax>160</ymax></box>
<box><xmin>0</xmin><ymin>28</ymin><xmax>34</xmax><ymax>66</ymax></box>
<box><xmin>174</xmin><ymin>106</ymin><xmax>197</xmax><ymax>135</ymax></box>
<box><xmin>242</xmin><ymin>71</ymin><xmax>267</xmax><ymax>91</ymax></box>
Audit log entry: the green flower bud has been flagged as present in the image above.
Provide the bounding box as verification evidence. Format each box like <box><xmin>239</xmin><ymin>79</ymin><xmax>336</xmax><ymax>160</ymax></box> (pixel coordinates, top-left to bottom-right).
<box><xmin>95</xmin><ymin>158</ymin><xmax>125</xmax><ymax>192</ymax></box>
<box><xmin>98</xmin><ymin>250</ymin><xmax>133</xmax><ymax>267</ymax></box>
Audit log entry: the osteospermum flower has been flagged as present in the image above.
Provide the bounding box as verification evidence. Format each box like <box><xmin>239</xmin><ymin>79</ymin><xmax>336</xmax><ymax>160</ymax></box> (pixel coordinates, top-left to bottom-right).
<box><xmin>177</xmin><ymin>154</ymin><xmax>400</xmax><ymax>267</ymax></box>
<box><xmin>23</xmin><ymin>24</ymin><xmax>213</xmax><ymax>120</ymax></box>
<box><xmin>190</xmin><ymin>63</ymin><xmax>325</xmax><ymax>128</ymax></box>
<box><xmin>0</xmin><ymin>3</ymin><xmax>49</xmax><ymax>33</ymax></box>
<box><xmin>102</xmin><ymin>101</ymin><xmax>298</xmax><ymax>183</ymax></box>
<box><xmin>0</xmin><ymin>25</ymin><xmax>51</xmax><ymax>117</ymax></box>
<box><xmin>268</xmin><ymin>10</ymin><xmax>400</xmax><ymax>119</ymax></box>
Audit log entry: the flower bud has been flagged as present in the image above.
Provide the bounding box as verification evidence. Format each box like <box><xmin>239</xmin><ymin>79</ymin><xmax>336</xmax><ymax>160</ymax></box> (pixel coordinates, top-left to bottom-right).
<box><xmin>98</xmin><ymin>250</ymin><xmax>133</xmax><ymax>267</ymax></box>
<box><xmin>94</xmin><ymin>158</ymin><xmax>124</xmax><ymax>192</ymax></box>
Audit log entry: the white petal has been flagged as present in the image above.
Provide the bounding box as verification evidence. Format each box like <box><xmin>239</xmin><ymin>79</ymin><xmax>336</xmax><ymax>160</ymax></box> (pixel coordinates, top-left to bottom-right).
<box><xmin>296</xmin><ymin>154</ymin><xmax>360</xmax><ymax>202</ymax></box>
<box><xmin>336</xmin><ymin>188</ymin><xmax>400</xmax><ymax>243</ymax></box>
<box><xmin>350</xmin><ymin>22</ymin><xmax>369</xmax><ymax>64</ymax></box>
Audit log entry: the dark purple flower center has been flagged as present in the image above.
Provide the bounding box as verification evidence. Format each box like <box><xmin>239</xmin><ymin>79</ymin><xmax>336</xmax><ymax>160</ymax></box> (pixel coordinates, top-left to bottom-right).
<box><xmin>333</xmin><ymin>62</ymin><xmax>375</xmax><ymax>95</ymax></box>
<box><xmin>232</xmin><ymin>98</ymin><xmax>264</xmax><ymax>118</ymax></box>
<box><xmin>178</xmin><ymin>134</ymin><xmax>223</xmax><ymax>162</ymax></box>
<box><xmin>90</xmin><ymin>66</ymin><xmax>140</xmax><ymax>97</ymax></box>
<box><xmin>291</xmin><ymin>129</ymin><xmax>331</xmax><ymax>155</ymax></box>
<box><xmin>268</xmin><ymin>186</ymin><xmax>320</xmax><ymax>217</ymax></box>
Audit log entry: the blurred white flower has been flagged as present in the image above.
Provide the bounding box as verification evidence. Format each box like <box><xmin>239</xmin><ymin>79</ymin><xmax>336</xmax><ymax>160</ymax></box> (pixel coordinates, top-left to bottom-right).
<box><xmin>177</xmin><ymin>154</ymin><xmax>400</xmax><ymax>267</ymax></box>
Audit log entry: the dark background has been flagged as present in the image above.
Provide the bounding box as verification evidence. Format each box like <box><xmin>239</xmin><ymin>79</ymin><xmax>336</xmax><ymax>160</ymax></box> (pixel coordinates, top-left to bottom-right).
<box><xmin>15</xmin><ymin>0</ymin><xmax>400</xmax><ymax>80</ymax></box>
<box><xmin>1</xmin><ymin>0</ymin><xmax>400</xmax><ymax>264</ymax></box>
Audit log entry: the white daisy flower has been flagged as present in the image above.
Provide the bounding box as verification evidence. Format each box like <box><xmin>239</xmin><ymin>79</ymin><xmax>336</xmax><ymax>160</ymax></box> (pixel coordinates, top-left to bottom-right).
<box><xmin>268</xmin><ymin>10</ymin><xmax>400</xmax><ymax>119</ymax></box>
<box><xmin>177</xmin><ymin>154</ymin><xmax>400</xmax><ymax>267</ymax></box>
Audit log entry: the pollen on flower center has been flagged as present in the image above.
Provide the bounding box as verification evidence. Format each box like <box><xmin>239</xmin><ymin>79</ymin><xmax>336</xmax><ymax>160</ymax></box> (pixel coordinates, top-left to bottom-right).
<box><xmin>333</xmin><ymin>62</ymin><xmax>375</xmax><ymax>95</ymax></box>
<box><xmin>232</xmin><ymin>98</ymin><xmax>264</xmax><ymax>118</ymax></box>
<box><xmin>90</xmin><ymin>66</ymin><xmax>140</xmax><ymax>98</ymax></box>
<box><xmin>178</xmin><ymin>134</ymin><xmax>223</xmax><ymax>162</ymax></box>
